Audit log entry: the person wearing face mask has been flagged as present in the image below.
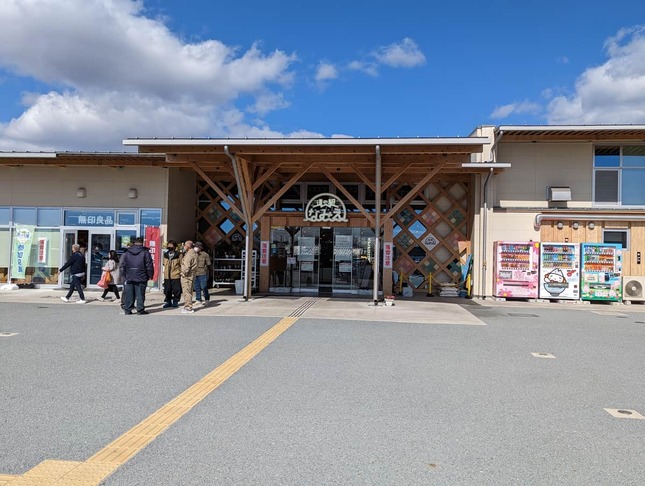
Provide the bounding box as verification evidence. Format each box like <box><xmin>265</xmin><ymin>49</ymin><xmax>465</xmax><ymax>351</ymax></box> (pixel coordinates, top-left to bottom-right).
<box><xmin>162</xmin><ymin>240</ymin><xmax>183</xmax><ymax>308</ymax></box>
<box><xmin>193</xmin><ymin>241</ymin><xmax>211</xmax><ymax>306</ymax></box>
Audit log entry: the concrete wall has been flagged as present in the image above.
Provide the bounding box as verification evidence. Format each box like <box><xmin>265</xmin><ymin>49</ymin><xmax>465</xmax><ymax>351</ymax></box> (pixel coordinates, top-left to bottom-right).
<box><xmin>166</xmin><ymin>168</ymin><xmax>196</xmax><ymax>242</ymax></box>
<box><xmin>0</xmin><ymin>166</ymin><xmax>167</xmax><ymax>209</ymax></box>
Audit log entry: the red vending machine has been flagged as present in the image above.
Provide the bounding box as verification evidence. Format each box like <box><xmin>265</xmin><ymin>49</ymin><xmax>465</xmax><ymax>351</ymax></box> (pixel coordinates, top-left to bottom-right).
<box><xmin>493</xmin><ymin>241</ymin><xmax>540</xmax><ymax>298</ymax></box>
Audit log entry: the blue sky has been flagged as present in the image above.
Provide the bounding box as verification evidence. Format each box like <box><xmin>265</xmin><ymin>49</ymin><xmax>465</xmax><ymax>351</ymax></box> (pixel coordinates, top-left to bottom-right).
<box><xmin>0</xmin><ymin>0</ymin><xmax>644</xmax><ymax>151</ymax></box>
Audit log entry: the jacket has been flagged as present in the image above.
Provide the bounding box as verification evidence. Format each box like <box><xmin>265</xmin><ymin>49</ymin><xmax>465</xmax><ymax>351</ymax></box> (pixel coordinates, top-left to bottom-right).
<box><xmin>102</xmin><ymin>259</ymin><xmax>120</xmax><ymax>284</ymax></box>
<box><xmin>119</xmin><ymin>245</ymin><xmax>154</xmax><ymax>283</ymax></box>
<box><xmin>60</xmin><ymin>251</ymin><xmax>86</xmax><ymax>275</ymax></box>
<box><xmin>180</xmin><ymin>249</ymin><xmax>198</xmax><ymax>279</ymax></box>
<box><xmin>163</xmin><ymin>250</ymin><xmax>182</xmax><ymax>280</ymax></box>
<box><xmin>195</xmin><ymin>251</ymin><xmax>211</xmax><ymax>276</ymax></box>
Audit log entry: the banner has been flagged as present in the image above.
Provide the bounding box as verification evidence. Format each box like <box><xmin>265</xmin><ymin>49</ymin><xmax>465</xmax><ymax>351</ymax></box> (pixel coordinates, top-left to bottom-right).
<box><xmin>260</xmin><ymin>241</ymin><xmax>269</xmax><ymax>267</ymax></box>
<box><xmin>383</xmin><ymin>242</ymin><xmax>393</xmax><ymax>269</ymax></box>
<box><xmin>144</xmin><ymin>226</ymin><xmax>162</xmax><ymax>282</ymax></box>
<box><xmin>11</xmin><ymin>225</ymin><xmax>36</xmax><ymax>279</ymax></box>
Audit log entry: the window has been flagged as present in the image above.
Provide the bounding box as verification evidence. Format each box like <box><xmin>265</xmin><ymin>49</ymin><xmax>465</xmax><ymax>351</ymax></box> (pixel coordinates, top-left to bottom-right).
<box><xmin>37</xmin><ymin>208</ymin><xmax>61</xmax><ymax>227</ymax></box>
<box><xmin>603</xmin><ymin>229</ymin><xmax>629</xmax><ymax>249</ymax></box>
<box><xmin>13</xmin><ymin>207</ymin><xmax>37</xmax><ymax>225</ymax></box>
<box><xmin>594</xmin><ymin>146</ymin><xmax>645</xmax><ymax>206</ymax></box>
<box><xmin>0</xmin><ymin>207</ymin><xmax>9</xmax><ymax>225</ymax></box>
<box><xmin>117</xmin><ymin>211</ymin><xmax>137</xmax><ymax>226</ymax></box>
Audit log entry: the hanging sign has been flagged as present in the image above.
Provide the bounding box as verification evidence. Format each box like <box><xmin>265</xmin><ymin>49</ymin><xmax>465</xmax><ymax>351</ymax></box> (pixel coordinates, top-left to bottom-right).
<box><xmin>383</xmin><ymin>242</ymin><xmax>393</xmax><ymax>269</ymax></box>
<box><xmin>422</xmin><ymin>232</ymin><xmax>439</xmax><ymax>251</ymax></box>
<box><xmin>260</xmin><ymin>241</ymin><xmax>269</xmax><ymax>267</ymax></box>
<box><xmin>144</xmin><ymin>226</ymin><xmax>162</xmax><ymax>282</ymax></box>
<box><xmin>303</xmin><ymin>193</ymin><xmax>348</xmax><ymax>223</ymax></box>
<box><xmin>37</xmin><ymin>238</ymin><xmax>48</xmax><ymax>264</ymax></box>
<box><xmin>11</xmin><ymin>225</ymin><xmax>35</xmax><ymax>279</ymax></box>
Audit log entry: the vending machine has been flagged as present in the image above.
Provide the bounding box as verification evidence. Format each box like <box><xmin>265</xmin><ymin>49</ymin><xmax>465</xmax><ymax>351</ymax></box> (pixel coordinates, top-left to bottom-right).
<box><xmin>539</xmin><ymin>243</ymin><xmax>580</xmax><ymax>300</ymax></box>
<box><xmin>493</xmin><ymin>241</ymin><xmax>540</xmax><ymax>298</ymax></box>
<box><xmin>580</xmin><ymin>243</ymin><xmax>622</xmax><ymax>302</ymax></box>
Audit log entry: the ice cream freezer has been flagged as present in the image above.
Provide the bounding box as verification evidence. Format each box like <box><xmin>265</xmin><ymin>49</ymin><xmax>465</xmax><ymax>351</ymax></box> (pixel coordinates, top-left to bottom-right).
<box><xmin>493</xmin><ymin>241</ymin><xmax>540</xmax><ymax>299</ymax></box>
<box><xmin>580</xmin><ymin>243</ymin><xmax>622</xmax><ymax>302</ymax></box>
<box><xmin>539</xmin><ymin>243</ymin><xmax>580</xmax><ymax>300</ymax></box>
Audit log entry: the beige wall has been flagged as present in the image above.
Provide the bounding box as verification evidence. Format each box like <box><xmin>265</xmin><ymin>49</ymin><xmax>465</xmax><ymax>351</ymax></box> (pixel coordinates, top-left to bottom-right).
<box><xmin>0</xmin><ymin>166</ymin><xmax>167</xmax><ymax>209</ymax></box>
<box><xmin>166</xmin><ymin>168</ymin><xmax>196</xmax><ymax>242</ymax></box>
<box><xmin>495</xmin><ymin>142</ymin><xmax>592</xmax><ymax>207</ymax></box>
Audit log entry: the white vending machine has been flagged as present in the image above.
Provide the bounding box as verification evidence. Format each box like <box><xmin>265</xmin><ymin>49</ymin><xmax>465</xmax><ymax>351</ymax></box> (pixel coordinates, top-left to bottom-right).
<box><xmin>539</xmin><ymin>243</ymin><xmax>580</xmax><ymax>300</ymax></box>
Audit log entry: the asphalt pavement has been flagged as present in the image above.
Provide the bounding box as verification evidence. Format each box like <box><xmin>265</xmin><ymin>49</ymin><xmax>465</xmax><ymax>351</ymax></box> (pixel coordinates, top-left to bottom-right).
<box><xmin>1</xmin><ymin>290</ymin><xmax>644</xmax><ymax>485</ymax></box>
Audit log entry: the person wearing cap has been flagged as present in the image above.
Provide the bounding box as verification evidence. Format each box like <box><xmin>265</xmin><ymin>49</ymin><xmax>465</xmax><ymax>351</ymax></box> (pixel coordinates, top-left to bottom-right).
<box><xmin>194</xmin><ymin>241</ymin><xmax>211</xmax><ymax>306</ymax></box>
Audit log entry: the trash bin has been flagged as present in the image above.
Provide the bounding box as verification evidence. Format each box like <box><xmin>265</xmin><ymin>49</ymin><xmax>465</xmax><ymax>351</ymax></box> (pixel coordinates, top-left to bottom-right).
<box><xmin>235</xmin><ymin>280</ymin><xmax>243</xmax><ymax>295</ymax></box>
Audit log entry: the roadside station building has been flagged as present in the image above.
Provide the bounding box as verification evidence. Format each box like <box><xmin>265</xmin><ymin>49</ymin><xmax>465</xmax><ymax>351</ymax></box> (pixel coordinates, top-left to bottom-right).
<box><xmin>2</xmin><ymin>124</ymin><xmax>645</xmax><ymax>300</ymax></box>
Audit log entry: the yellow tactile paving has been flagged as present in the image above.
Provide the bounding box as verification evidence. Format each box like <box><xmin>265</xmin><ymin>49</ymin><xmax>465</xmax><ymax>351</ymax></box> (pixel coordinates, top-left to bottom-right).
<box><xmin>2</xmin><ymin>315</ymin><xmax>299</xmax><ymax>485</ymax></box>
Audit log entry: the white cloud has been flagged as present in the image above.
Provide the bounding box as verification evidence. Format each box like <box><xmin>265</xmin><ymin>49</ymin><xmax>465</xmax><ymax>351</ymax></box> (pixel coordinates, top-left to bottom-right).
<box><xmin>490</xmin><ymin>100</ymin><xmax>542</xmax><ymax>119</ymax></box>
<box><xmin>0</xmin><ymin>0</ymin><xmax>302</xmax><ymax>150</ymax></box>
<box><xmin>547</xmin><ymin>26</ymin><xmax>645</xmax><ymax>124</ymax></box>
<box><xmin>348</xmin><ymin>60</ymin><xmax>379</xmax><ymax>77</ymax></box>
<box><xmin>315</xmin><ymin>62</ymin><xmax>338</xmax><ymax>82</ymax></box>
<box><xmin>372</xmin><ymin>38</ymin><xmax>426</xmax><ymax>68</ymax></box>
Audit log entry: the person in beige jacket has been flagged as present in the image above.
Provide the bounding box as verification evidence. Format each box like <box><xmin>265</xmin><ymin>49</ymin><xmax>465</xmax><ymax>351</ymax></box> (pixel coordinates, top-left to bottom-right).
<box><xmin>180</xmin><ymin>240</ymin><xmax>198</xmax><ymax>314</ymax></box>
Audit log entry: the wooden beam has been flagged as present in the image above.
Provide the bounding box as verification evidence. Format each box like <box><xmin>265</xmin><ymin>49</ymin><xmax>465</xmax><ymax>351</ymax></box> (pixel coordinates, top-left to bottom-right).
<box><xmin>252</xmin><ymin>162</ymin><xmax>316</xmax><ymax>223</ymax></box>
<box><xmin>322</xmin><ymin>168</ymin><xmax>375</xmax><ymax>226</ymax></box>
<box><xmin>238</xmin><ymin>156</ymin><xmax>255</xmax><ymax>220</ymax></box>
<box><xmin>381</xmin><ymin>161</ymin><xmax>415</xmax><ymax>194</ymax></box>
<box><xmin>252</xmin><ymin>163</ymin><xmax>282</xmax><ymax>190</ymax></box>
<box><xmin>189</xmin><ymin>161</ymin><xmax>245</xmax><ymax>221</ymax></box>
<box><xmin>350</xmin><ymin>163</ymin><xmax>376</xmax><ymax>192</ymax></box>
<box><xmin>382</xmin><ymin>162</ymin><xmax>447</xmax><ymax>223</ymax></box>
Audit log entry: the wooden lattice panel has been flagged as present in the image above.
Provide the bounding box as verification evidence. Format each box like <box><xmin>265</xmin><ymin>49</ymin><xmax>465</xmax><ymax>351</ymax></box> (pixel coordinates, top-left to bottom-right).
<box><xmin>390</xmin><ymin>180</ymin><xmax>471</xmax><ymax>290</ymax></box>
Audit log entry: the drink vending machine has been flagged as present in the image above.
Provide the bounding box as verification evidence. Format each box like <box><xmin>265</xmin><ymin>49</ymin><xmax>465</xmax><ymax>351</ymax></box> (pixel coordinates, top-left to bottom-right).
<box><xmin>493</xmin><ymin>241</ymin><xmax>540</xmax><ymax>298</ymax></box>
<box><xmin>580</xmin><ymin>243</ymin><xmax>622</xmax><ymax>301</ymax></box>
<box><xmin>539</xmin><ymin>243</ymin><xmax>580</xmax><ymax>300</ymax></box>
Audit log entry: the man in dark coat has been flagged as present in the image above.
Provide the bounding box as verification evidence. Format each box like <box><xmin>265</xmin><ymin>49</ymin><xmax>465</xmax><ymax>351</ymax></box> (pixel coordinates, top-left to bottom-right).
<box><xmin>119</xmin><ymin>237</ymin><xmax>154</xmax><ymax>315</ymax></box>
<box><xmin>59</xmin><ymin>244</ymin><xmax>87</xmax><ymax>303</ymax></box>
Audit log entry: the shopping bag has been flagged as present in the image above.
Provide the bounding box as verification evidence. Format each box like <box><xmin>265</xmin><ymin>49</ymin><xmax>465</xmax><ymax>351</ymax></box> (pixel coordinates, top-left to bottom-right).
<box><xmin>104</xmin><ymin>270</ymin><xmax>112</xmax><ymax>284</ymax></box>
<box><xmin>97</xmin><ymin>272</ymin><xmax>109</xmax><ymax>289</ymax></box>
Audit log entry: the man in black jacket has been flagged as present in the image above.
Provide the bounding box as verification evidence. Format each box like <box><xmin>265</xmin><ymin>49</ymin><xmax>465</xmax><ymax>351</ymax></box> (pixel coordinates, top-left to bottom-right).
<box><xmin>59</xmin><ymin>244</ymin><xmax>87</xmax><ymax>303</ymax></box>
<box><xmin>119</xmin><ymin>237</ymin><xmax>154</xmax><ymax>315</ymax></box>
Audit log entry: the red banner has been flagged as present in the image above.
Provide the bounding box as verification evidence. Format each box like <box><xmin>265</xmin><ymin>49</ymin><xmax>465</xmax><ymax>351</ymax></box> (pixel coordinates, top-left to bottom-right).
<box><xmin>145</xmin><ymin>226</ymin><xmax>162</xmax><ymax>282</ymax></box>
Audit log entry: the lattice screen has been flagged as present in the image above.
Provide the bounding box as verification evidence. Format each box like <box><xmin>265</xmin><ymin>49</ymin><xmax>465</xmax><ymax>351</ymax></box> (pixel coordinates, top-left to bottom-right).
<box><xmin>391</xmin><ymin>180</ymin><xmax>470</xmax><ymax>290</ymax></box>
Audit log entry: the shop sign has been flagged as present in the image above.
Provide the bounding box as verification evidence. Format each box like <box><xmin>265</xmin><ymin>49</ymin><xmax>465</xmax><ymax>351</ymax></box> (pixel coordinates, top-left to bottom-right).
<box><xmin>422</xmin><ymin>233</ymin><xmax>439</xmax><ymax>251</ymax></box>
<box><xmin>303</xmin><ymin>193</ymin><xmax>348</xmax><ymax>223</ymax></box>
<box><xmin>37</xmin><ymin>238</ymin><xmax>48</xmax><ymax>264</ymax></box>
<box><xmin>260</xmin><ymin>241</ymin><xmax>269</xmax><ymax>267</ymax></box>
<box><xmin>383</xmin><ymin>242</ymin><xmax>393</xmax><ymax>269</ymax></box>
<box><xmin>64</xmin><ymin>210</ymin><xmax>115</xmax><ymax>227</ymax></box>
<box><xmin>11</xmin><ymin>225</ymin><xmax>35</xmax><ymax>279</ymax></box>
<box><xmin>144</xmin><ymin>226</ymin><xmax>161</xmax><ymax>282</ymax></box>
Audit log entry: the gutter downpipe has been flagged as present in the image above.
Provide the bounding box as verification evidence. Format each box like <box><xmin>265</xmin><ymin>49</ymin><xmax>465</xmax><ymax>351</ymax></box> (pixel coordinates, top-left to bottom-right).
<box><xmin>373</xmin><ymin>145</ymin><xmax>381</xmax><ymax>304</ymax></box>
<box><xmin>225</xmin><ymin>146</ymin><xmax>251</xmax><ymax>301</ymax></box>
<box><xmin>480</xmin><ymin>129</ymin><xmax>503</xmax><ymax>299</ymax></box>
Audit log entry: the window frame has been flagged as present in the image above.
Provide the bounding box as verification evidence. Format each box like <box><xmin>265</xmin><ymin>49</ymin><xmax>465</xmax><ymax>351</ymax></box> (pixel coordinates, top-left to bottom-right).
<box><xmin>593</xmin><ymin>144</ymin><xmax>645</xmax><ymax>207</ymax></box>
<box><xmin>602</xmin><ymin>228</ymin><xmax>630</xmax><ymax>250</ymax></box>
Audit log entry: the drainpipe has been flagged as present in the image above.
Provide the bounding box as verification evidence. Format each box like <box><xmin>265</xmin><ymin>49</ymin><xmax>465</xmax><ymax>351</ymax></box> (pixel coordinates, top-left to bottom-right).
<box><xmin>373</xmin><ymin>145</ymin><xmax>382</xmax><ymax>304</ymax></box>
<box><xmin>224</xmin><ymin>146</ymin><xmax>252</xmax><ymax>301</ymax></box>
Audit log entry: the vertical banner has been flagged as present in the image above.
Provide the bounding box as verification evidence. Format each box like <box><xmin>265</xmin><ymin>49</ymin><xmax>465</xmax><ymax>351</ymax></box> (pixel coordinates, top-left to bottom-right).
<box><xmin>37</xmin><ymin>238</ymin><xmax>48</xmax><ymax>264</ymax></box>
<box><xmin>144</xmin><ymin>226</ymin><xmax>162</xmax><ymax>282</ymax></box>
<box><xmin>260</xmin><ymin>241</ymin><xmax>269</xmax><ymax>267</ymax></box>
<box><xmin>11</xmin><ymin>225</ymin><xmax>36</xmax><ymax>279</ymax></box>
<box><xmin>383</xmin><ymin>242</ymin><xmax>393</xmax><ymax>269</ymax></box>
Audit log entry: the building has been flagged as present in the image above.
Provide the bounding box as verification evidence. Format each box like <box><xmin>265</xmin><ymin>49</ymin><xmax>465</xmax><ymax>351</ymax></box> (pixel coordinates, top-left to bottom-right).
<box><xmin>2</xmin><ymin>124</ymin><xmax>645</xmax><ymax>299</ymax></box>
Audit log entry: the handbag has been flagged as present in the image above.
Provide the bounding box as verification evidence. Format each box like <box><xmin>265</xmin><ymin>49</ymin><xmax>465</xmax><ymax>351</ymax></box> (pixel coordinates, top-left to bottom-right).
<box><xmin>104</xmin><ymin>270</ymin><xmax>113</xmax><ymax>284</ymax></box>
<box><xmin>97</xmin><ymin>271</ymin><xmax>110</xmax><ymax>289</ymax></box>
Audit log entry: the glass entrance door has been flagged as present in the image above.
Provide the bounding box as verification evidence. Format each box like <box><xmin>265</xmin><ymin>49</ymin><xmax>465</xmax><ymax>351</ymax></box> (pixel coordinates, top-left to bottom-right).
<box><xmin>89</xmin><ymin>232</ymin><xmax>112</xmax><ymax>285</ymax></box>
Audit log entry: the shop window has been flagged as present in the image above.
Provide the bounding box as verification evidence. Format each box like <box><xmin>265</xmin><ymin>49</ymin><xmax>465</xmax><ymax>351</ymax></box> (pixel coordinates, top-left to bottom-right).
<box><xmin>603</xmin><ymin>229</ymin><xmax>629</xmax><ymax>250</ymax></box>
<box><xmin>11</xmin><ymin>228</ymin><xmax>61</xmax><ymax>285</ymax></box>
<box><xmin>0</xmin><ymin>228</ymin><xmax>9</xmax><ymax>283</ymax></box>
<box><xmin>594</xmin><ymin>146</ymin><xmax>645</xmax><ymax>206</ymax></box>
<box><xmin>37</xmin><ymin>208</ymin><xmax>61</xmax><ymax>227</ymax></box>
<box><xmin>13</xmin><ymin>207</ymin><xmax>36</xmax><ymax>225</ymax></box>
<box><xmin>0</xmin><ymin>207</ymin><xmax>9</xmax><ymax>225</ymax></box>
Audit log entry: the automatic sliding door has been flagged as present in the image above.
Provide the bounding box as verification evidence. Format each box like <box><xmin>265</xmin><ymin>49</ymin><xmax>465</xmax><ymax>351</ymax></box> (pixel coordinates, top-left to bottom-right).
<box><xmin>295</xmin><ymin>227</ymin><xmax>319</xmax><ymax>292</ymax></box>
<box><xmin>333</xmin><ymin>228</ymin><xmax>352</xmax><ymax>293</ymax></box>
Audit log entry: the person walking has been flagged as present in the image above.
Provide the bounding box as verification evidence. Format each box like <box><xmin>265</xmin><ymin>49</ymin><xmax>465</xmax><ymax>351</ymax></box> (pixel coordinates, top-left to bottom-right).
<box><xmin>98</xmin><ymin>250</ymin><xmax>121</xmax><ymax>301</ymax></box>
<box><xmin>59</xmin><ymin>244</ymin><xmax>87</xmax><ymax>304</ymax></box>
<box><xmin>194</xmin><ymin>241</ymin><xmax>211</xmax><ymax>306</ymax></box>
<box><xmin>119</xmin><ymin>237</ymin><xmax>154</xmax><ymax>315</ymax></box>
<box><xmin>180</xmin><ymin>240</ymin><xmax>198</xmax><ymax>314</ymax></box>
<box><xmin>162</xmin><ymin>240</ymin><xmax>182</xmax><ymax>308</ymax></box>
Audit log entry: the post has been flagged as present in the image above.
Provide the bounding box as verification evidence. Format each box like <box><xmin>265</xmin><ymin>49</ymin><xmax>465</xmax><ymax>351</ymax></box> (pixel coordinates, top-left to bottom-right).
<box><xmin>373</xmin><ymin>145</ymin><xmax>382</xmax><ymax>304</ymax></box>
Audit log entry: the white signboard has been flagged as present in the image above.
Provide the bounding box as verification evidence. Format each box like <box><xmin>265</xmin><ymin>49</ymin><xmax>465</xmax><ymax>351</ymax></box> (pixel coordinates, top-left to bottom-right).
<box><xmin>422</xmin><ymin>233</ymin><xmax>439</xmax><ymax>251</ymax></box>
<box><xmin>303</xmin><ymin>193</ymin><xmax>348</xmax><ymax>223</ymax></box>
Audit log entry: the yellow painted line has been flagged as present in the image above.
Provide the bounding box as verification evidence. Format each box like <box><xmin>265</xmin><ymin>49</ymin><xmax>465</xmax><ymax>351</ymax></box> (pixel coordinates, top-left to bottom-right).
<box><xmin>1</xmin><ymin>316</ymin><xmax>299</xmax><ymax>485</ymax></box>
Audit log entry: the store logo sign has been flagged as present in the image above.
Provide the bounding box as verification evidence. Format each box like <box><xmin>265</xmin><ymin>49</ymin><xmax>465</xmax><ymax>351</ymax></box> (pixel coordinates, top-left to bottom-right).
<box><xmin>304</xmin><ymin>193</ymin><xmax>348</xmax><ymax>223</ymax></box>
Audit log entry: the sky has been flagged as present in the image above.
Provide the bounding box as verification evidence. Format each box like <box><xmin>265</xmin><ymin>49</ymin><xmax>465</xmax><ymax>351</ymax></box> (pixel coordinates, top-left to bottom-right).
<box><xmin>0</xmin><ymin>0</ymin><xmax>644</xmax><ymax>151</ymax></box>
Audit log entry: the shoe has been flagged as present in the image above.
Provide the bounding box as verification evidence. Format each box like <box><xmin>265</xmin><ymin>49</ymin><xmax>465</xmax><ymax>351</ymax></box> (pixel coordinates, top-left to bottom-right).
<box><xmin>97</xmin><ymin>297</ymin><xmax>105</xmax><ymax>302</ymax></box>
<box><xmin>123</xmin><ymin>311</ymin><xmax>133</xmax><ymax>315</ymax></box>
<box><xmin>172</xmin><ymin>301</ymin><xmax>179</xmax><ymax>308</ymax></box>
<box><xmin>60</xmin><ymin>296</ymin><xmax>69</xmax><ymax>302</ymax></box>
<box><xmin>76</xmin><ymin>300</ymin><xmax>87</xmax><ymax>304</ymax></box>
<box><xmin>181</xmin><ymin>308</ymin><xmax>195</xmax><ymax>314</ymax></box>
<box><xmin>137</xmin><ymin>310</ymin><xmax>149</xmax><ymax>315</ymax></box>
<box><xmin>203</xmin><ymin>301</ymin><xmax>209</xmax><ymax>307</ymax></box>
<box><xmin>162</xmin><ymin>302</ymin><xmax>172</xmax><ymax>308</ymax></box>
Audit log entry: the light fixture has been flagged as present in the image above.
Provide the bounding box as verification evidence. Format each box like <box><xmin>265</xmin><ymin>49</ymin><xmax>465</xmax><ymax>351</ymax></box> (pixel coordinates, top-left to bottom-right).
<box><xmin>76</xmin><ymin>187</ymin><xmax>87</xmax><ymax>198</ymax></box>
<box><xmin>556</xmin><ymin>222</ymin><xmax>564</xmax><ymax>230</ymax></box>
<box><xmin>128</xmin><ymin>188</ymin><xmax>138</xmax><ymax>199</ymax></box>
<box><xmin>588</xmin><ymin>222</ymin><xmax>595</xmax><ymax>230</ymax></box>
<box><xmin>547</xmin><ymin>186</ymin><xmax>572</xmax><ymax>202</ymax></box>
<box><xmin>572</xmin><ymin>222</ymin><xmax>579</xmax><ymax>230</ymax></box>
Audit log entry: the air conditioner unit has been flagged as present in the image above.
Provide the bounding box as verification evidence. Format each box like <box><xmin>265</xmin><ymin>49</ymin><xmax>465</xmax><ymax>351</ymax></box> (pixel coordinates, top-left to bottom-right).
<box><xmin>622</xmin><ymin>276</ymin><xmax>645</xmax><ymax>302</ymax></box>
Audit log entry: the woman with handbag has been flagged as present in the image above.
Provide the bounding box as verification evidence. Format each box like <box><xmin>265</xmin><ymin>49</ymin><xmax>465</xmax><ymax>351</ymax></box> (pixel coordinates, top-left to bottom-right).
<box><xmin>98</xmin><ymin>250</ymin><xmax>121</xmax><ymax>301</ymax></box>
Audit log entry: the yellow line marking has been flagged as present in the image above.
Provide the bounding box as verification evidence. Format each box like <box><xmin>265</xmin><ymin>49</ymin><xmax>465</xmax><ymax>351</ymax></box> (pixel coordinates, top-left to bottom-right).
<box><xmin>0</xmin><ymin>316</ymin><xmax>299</xmax><ymax>485</ymax></box>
